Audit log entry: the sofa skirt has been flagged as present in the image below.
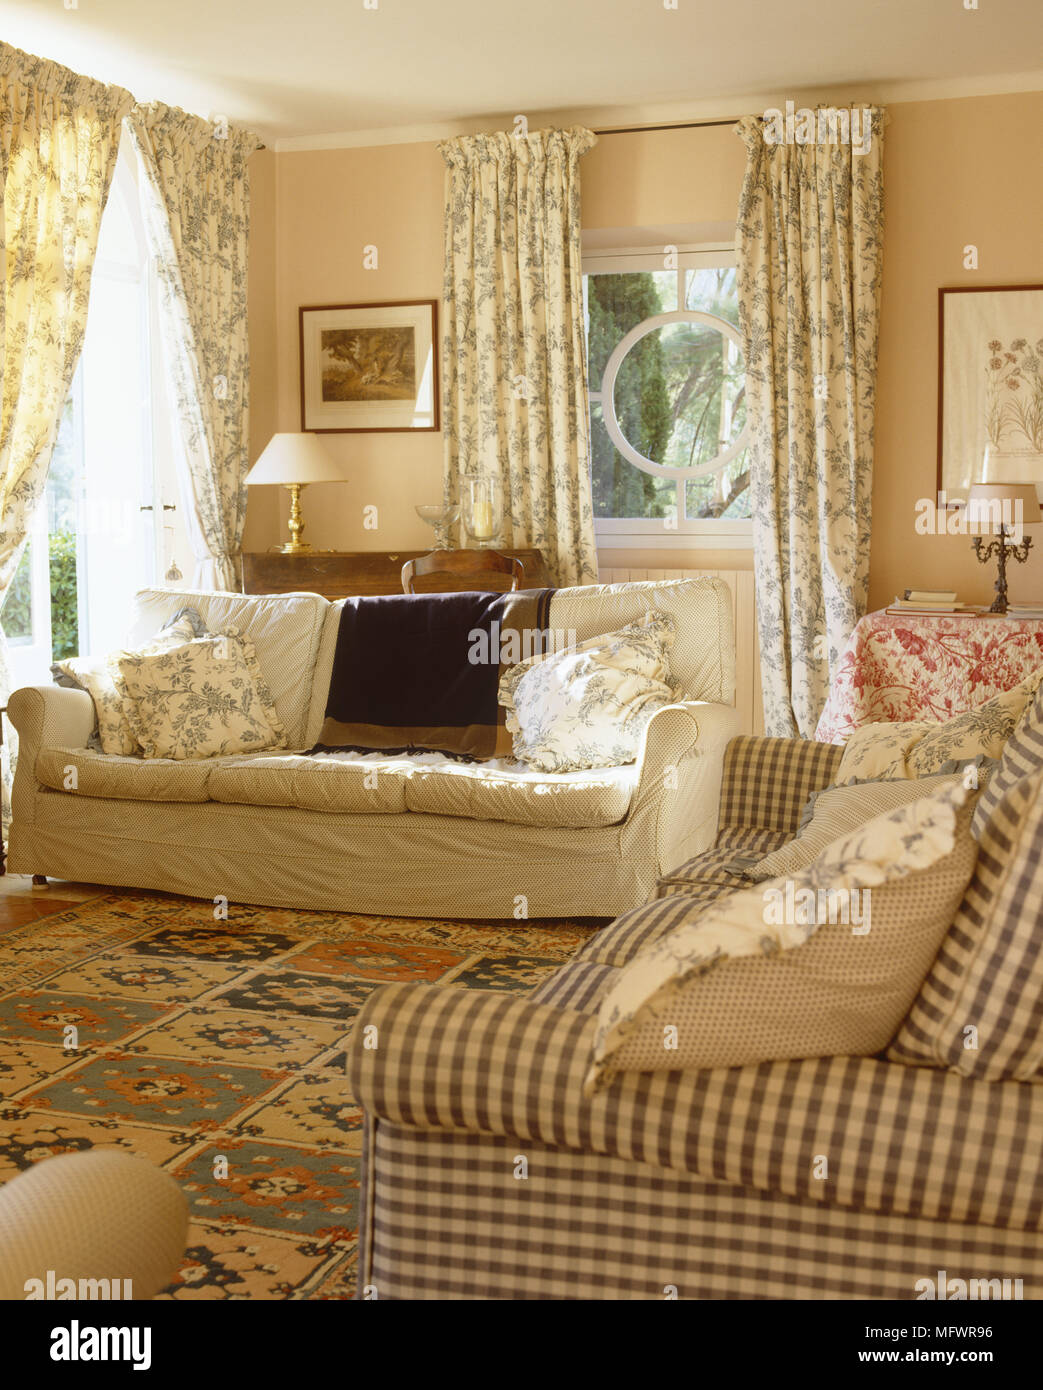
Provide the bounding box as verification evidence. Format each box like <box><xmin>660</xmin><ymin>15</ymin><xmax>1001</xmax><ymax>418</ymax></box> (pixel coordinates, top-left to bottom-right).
<box><xmin>357</xmin><ymin>1119</ymin><xmax>1043</xmax><ymax>1300</ymax></box>
<box><xmin>8</xmin><ymin>789</ymin><xmax>654</xmax><ymax>919</ymax></box>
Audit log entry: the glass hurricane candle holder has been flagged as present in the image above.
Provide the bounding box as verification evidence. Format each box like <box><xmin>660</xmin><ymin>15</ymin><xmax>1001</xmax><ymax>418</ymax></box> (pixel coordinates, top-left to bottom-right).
<box><xmin>464</xmin><ymin>476</ymin><xmax>503</xmax><ymax>549</ymax></box>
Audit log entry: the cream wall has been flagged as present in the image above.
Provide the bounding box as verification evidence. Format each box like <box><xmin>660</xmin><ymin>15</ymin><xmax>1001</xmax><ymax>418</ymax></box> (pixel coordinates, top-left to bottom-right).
<box><xmin>245</xmin><ymin>92</ymin><xmax>1043</xmax><ymax>601</ymax></box>
<box><xmin>871</xmin><ymin>91</ymin><xmax>1043</xmax><ymax>609</ymax></box>
<box><xmin>244</xmin><ymin>141</ymin><xmax>444</xmax><ymax>555</ymax></box>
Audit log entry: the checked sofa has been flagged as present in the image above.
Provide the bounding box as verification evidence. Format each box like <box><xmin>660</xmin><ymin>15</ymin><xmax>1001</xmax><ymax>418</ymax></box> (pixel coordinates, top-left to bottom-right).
<box><xmin>7</xmin><ymin>577</ymin><xmax>739</xmax><ymax>919</ymax></box>
<box><xmin>347</xmin><ymin>734</ymin><xmax>1043</xmax><ymax>1300</ymax></box>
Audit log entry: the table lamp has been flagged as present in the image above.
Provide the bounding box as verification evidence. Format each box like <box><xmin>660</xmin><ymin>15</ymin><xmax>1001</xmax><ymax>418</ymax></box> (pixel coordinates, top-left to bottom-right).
<box><xmin>967</xmin><ymin>482</ymin><xmax>1041</xmax><ymax>614</ymax></box>
<box><xmin>245</xmin><ymin>433</ymin><xmax>347</xmax><ymax>554</ymax></box>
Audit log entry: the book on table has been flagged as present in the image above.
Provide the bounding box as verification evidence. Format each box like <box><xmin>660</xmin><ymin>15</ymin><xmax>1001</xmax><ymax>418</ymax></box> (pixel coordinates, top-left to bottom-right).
<box><xmin>885</xmin><ymin>607</ymin><xmax>981</xmax><ymax>618</ymax></box>
<box><xmin>891</xmin><ymin>595</ymin><xmax>971</xmax><ymax>614</ymax></box>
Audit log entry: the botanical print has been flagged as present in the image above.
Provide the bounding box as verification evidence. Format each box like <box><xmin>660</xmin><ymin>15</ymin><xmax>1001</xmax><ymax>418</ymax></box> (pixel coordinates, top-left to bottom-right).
<box><xmin>54</xmin><ymin>608</ymin><xmax>209</xmax><ymax>755</ymax></box>
<box><xmin>940</xmin><ymin>287</ymin><xmax>1043</xmax><ymax>495</ymax></box>
<box><xmin>816</xmin><ymin>612</ymin><xmax>1043</xmax><ymax>742</ymax></box>
<box><xmin>586</xmin><ymin>779</ymin><xmax>968</xmax><ymax>1092</ymax></box>
<box><xmin>439</xmin><ymin>127</ymin><xmax>599</xmax><ymax>587</ymax></box>
<box><xmin>499</xmin><ymin>610</ymin><xmax>679</xmax><ymax>772</ymax></box>
<box><xmin>321</xmin><ymin>328</ymin><xmax>416</xmax><ymax>403</ymax></box>
<box><xmin>735</xmin><ymin>109</ymin><xmax>885</xmax><ymax>738</ymax></box>
<box><xmin>984</xmin><ymin>337</ymin><xmax>1043</xmax><ymax>455</ymax></box>
<box><xmin>300</xmin><ymin>302</ymin><xmax>437</xmax><ymax>431</ymax></box>
<box><xmin>835</xmin><ymin>666</ymin><xmax>1043</xmax><ymax>783</ymax></box>
<box><xmin>127</xmin><ymin>103</ymin><xmax>262</xmax><ymax>591</ymax></box>
<box><xmin>117</xmin><ymin>628</ymin><xmax>286</xmax><ymax>760</ymax></box>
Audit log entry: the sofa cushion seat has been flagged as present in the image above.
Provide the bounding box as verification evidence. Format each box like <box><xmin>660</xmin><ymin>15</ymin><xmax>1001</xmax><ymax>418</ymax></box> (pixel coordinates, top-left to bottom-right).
<box><xmin>655</xmin><ymin>826</ymin><xmax>793</xmax><ymax>898</ymax></box>
<box><xmin>207</xmin><ymin>752</ymin><xmax>410</xmax><ymax>813</ymax></box>
<box><xmin>37</xmin><ymin>743</ymin><xmax>639</xmax><ymax>825</ymax></box>
<box><xmin>574</xmin><ymin>882</ymin><xmax>732</xmax><ymax>967</ymax></box>
<box><xmin>36</xmin><ymin>746</ymin><xmax>216</xmax><ymax>802</ymax></box>
<box><xmin>529</xmin><ymin>959</ymin><xmax>618</xmax><ymax>1012</ymax></box>
<box><xmin>403</xmin><ymin>756</ymin><xmax>639</xmax><ymax>827</ymax></box>
<box><xmin>37</xmin><ymin>746</ymin><xmax>412</xmax><ymax>813</ymax></box>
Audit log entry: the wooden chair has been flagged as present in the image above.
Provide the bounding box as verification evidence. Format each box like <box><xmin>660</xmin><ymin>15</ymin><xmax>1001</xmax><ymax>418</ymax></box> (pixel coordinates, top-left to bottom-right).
<box><xmin>401</xmin><ymin>549</ymin><xmax>524</xmax><ymax>594</ymax></box>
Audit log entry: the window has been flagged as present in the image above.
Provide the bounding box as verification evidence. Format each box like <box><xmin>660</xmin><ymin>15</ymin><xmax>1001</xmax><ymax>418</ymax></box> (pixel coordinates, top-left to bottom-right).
<box><xmin>1</xmin><ymin>134</ymin><xmax>190</xmax><ymax>689</ymax></box>
<box><xmin>584</xmin><ymin>245</ymin><xmax>751</xmax><ymax>547</ymax></box>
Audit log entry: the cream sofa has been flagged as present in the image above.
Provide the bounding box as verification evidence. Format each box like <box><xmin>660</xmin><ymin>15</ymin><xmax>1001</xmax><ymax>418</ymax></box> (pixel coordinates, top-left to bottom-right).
<box><xmin>7</xmin><ymin>578</ymin><xmax>739</xmax><ymax>918</ymax></box>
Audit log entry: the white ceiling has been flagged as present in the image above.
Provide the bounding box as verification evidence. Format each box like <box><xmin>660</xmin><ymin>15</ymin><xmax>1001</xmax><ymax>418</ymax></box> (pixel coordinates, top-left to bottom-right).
<box><xmin>2</xmin><ymin>0</ymin><xmax>1042</xmax><ymax>147</ymax></box>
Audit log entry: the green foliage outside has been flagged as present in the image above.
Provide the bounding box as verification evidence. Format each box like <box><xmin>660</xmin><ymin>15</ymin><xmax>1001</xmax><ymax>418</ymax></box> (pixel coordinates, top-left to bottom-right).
<box><xmin>0</xmin><ymin>529</ymin><xmax>79</xmax><ymax>659</ymax></box>
<box><xmin>49</xmin><ymin>528</ymin><xmax>79</xmax><ymax>659</ymax></box>
<box><xmin>1</xmin><ymin>543</ymin><xmax>32</xmax><ymax>640</ymax></box>
<box><xmin>0</xmin><ymin>392</ymin><xmax>80</xmax><ymax>659</ymax></box>
<box><xmin>587</xmin><ymin>268</ymin><xmax>751</xmax><ymax>520</ymax></box>
<box><xmin>588</xmin><ymin>272</ymin><xmax>673</xmax><ymax>519</ymax></box>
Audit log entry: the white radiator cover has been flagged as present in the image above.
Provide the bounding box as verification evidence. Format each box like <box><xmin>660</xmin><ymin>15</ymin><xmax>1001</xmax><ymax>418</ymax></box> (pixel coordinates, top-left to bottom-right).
<box><xmin>598</xmin><ymin>566</ymin><xmax>764</xmax><ymax>736</ymax></box>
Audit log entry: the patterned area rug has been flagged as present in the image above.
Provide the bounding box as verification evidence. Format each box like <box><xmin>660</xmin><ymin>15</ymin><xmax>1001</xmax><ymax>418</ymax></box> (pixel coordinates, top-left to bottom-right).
<box><xmin>0</xmin><ymin>888</ymin><xmax>594</xmax><ymax>1299</ymax></box>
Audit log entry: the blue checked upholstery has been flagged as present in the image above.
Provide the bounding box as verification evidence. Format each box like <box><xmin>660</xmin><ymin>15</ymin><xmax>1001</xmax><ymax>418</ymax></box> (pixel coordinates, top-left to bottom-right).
<box><xmin>347</xmin><ymin>733</ymin><xmax>1043</xmax><ymax>1300</ymax></box>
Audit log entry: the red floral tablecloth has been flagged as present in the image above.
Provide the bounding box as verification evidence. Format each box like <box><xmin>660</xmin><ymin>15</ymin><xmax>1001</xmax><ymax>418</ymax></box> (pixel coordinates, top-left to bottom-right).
<box><xmin>815</xmin><ymin>610</ymin><xmax>1043</xmax><ymax>744</ymax></box>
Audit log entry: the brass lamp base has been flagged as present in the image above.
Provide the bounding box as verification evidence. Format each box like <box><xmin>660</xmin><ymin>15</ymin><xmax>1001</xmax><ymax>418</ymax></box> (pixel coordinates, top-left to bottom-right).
<box><xmin>272</xmin><ymin>482</ymin><xmax>313</xmax><ymax>555</ymax></box>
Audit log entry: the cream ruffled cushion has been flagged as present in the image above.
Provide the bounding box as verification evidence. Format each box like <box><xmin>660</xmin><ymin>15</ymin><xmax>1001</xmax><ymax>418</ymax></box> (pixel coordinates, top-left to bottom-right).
<box><xmin>117</xmin><ymin>628</ymin><xmax>286</xmax><ymax>760</ymax></box>
<box><xmin>498</xmin><ymin>610</ymin><xmax>680</xmax><ymax>773</ymax></box>
<box><xmin>51</xmin><ymin>607</ymin><xmax>208</xmax><ymax>755</ymax></box>
<box><xmin>835</xmin><ymin>666</ymin><xmax>1043</xmax><ymax>785</ymax></box>
<box><xmin>584</xmin><ymin>781</ymin><xmax>974</xmax><ymax>1093</ymax></box>
<box><xmin>738</xmin><ymin>773</ymin><xmax>969</xmax><ymax>881</ymax></box>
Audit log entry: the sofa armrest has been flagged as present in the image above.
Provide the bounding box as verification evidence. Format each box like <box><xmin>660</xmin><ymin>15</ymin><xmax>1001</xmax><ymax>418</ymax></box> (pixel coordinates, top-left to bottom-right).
<box><xmin>634</xmin><ymin>701</ymin><xmax>739</xmax><ymax>797</ymax></box>
<box><xmin>632</xmin><ymin>701</ymin><xmax>741</xmax><ymax>869</ymax></box>
<box><xmin>7</xmin><ymin>685</ymin><xmax>95</xmax><ymax>826</ymax></box>
<box><xmin>348</xmin><ymin>982</ymin><xmax>1043</xmax><ymax>1232</ymax></box>
<box><xmin>716</xmin><ymin>734</ymin><xmax>843</xmax><ymax>836</ymax></box>
<box><xmin>8</xmin><ymin>684</ymin><xmax>95</xmax><ymax>753</ymax></box>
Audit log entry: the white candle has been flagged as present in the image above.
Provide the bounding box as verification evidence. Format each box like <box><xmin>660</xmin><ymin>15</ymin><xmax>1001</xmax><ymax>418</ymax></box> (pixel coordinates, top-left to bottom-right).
<box><xmin>472</xmin><ymin>500</ymin><xmax>494</xmax><ymax>538</ymax></box>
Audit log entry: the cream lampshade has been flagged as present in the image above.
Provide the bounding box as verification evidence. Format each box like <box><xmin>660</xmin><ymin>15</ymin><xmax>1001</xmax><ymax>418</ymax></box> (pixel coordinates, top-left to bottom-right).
<box><xmin>966</xmin><ymin>482</ymin><xmax>1042</xmax><ymax>614</ymax></box>
<box><xmin>245</xmin><ymin>433</ymin><xmax>347</xmax><ymax>554</ymax></box>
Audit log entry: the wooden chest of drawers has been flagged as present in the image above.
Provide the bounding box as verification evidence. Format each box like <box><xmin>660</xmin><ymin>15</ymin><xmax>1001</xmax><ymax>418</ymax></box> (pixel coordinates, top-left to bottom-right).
<box><xmin>241</xmin><ymin>548</ymin><xmax>550</xmax><ymax>598</ymax></box>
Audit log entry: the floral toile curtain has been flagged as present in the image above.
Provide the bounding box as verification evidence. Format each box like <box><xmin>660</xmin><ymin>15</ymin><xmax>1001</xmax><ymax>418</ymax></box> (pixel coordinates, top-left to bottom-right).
<box><xmin>0</xmin><ymin>43</ymin><xmax>133</xmax><ymax>819</ymax></box>
<box><xmin>735</xmin><ymin>108</ymin><xmax>885</xmax><ymax>738</ymax></box>
<box><xmin>439</xmin><ymin>127</ymin><xmax>598</xmax><ymax>587</ymax></box>
<box><xmin>127</xmin><ymin>103</ymin><xmax>261</xmax><ymax>591</ymax></box>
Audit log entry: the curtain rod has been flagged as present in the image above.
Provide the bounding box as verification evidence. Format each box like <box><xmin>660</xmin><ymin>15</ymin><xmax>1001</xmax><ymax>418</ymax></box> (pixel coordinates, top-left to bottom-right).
<box><xmin>592</xmin><ymin>117</ymin><xmax>742</xmax><ymax>136</ymax></box>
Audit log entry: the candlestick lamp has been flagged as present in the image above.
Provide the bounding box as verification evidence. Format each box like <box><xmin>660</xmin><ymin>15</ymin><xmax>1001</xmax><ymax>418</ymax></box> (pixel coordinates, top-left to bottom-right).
<box><xmin>245</xmin><ymin>433</ymin><xmax>347</xmax><ymax>555</ymax></box>
<box><xmin>967</xmin><ymin>482</ymin><xmax>1041</xmax><ymax>614</ymax></box>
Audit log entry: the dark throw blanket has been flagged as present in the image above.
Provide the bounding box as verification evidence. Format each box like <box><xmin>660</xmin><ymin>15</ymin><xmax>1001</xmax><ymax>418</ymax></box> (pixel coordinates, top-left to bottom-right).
<box><xmin>311</xmin><ymin>587</ymin><xmax>555</xmax><ymax>760</ymax></box>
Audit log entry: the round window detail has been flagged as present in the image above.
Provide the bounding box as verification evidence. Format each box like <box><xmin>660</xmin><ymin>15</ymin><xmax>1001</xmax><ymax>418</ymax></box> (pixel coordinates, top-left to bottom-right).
<box><xmin>599</xmin><ymin>310</ymin><xmax>749</xmax><ymax>480</ymax></box>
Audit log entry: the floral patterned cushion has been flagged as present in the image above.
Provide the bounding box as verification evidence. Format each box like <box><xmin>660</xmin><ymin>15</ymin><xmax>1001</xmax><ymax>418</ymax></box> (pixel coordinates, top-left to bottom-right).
<box><xmin>497</xmin><ymin>610</ymin><xmax>680</xmax><ymax>773</ymax></box>
<box><xmin>970</xmin><ymin>684</ymin><xmax>1043</xmax><ymax>839</ymax></box>
<box><xmin>51</xmin><ymin>608</ymin><xmax>209</xmax><ymax>756</ymax></box>
<box><xmin>584</xmin><ymin>781</ymin><xmax>974</xmax><ymax>1093</ymax></box>
<box><xmin>834</xmin><ymin>666</ymin><xmax>1043</xmax><ymax>784</ymax></box>
<box><xmin>736</xmin><ymin>773</ymin><xmax>970</xmax><ymax>881</ymax></box>
<box><xmin>116</xmin><ymin>628</ymin><xmax>286</xmax><ymax>761</ymax></box>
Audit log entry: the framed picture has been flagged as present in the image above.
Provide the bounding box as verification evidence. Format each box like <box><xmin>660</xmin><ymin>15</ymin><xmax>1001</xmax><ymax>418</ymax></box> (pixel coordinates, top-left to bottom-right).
<box><xmin>937</xmin><ymin>284</ymin><xmax>1043</xmax><ymax>503</ymax></box>
<box><xmin>299</xmin><ymin>299</ymin><xmax>439</xmax><ymax>433</ymax></box>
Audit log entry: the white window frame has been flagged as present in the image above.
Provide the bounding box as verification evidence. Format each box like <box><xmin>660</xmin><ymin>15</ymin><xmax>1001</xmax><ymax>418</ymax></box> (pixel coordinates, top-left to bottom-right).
<box><xmin>584</xmin><ymin>243</ymin><xmax>753</xmax><ymax>550</ymax></box>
